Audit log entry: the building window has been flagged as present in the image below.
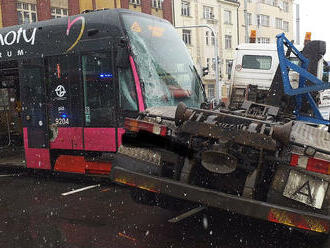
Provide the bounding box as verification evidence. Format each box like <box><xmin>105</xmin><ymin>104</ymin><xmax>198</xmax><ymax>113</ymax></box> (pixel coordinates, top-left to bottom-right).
<box><xmin>182</xmin><ymin>30</ymin><xmax>191</xmax><ymax>45</ymax></box>
<box><xmin>181</xmin><ymin>1</ymin><xmax>190</xmax><ymax>16</ymax></box>
<box><xmin>256</xmin><ymin>14</ymin><xmax>270</xmax><ymax>27</ymax></box>
<box><xmin>17</xmin><ymin>2</ymin><xmax>37</xmax><ymax>24</ymax></box>
<box><xmin>283</xmin><ymin>21</ymin><xmax>289</xmax><ymax>32</ymax></box>
<box><xmin>206</xmin><ymin>58</ymin><xmax>210</xmax><ymax>69</ymax></box>
<box><xmin>276</xmin><ymin>18</ymin><xmax>282</xmax><ymax>29</ymax></box>
<box><xmin>205</xmin><ymin>32</ymin><xmax>215</xmax><ymax>46</ymax></box>
<box><xmin>224</xmin><ymin>10</ymin><xmax>232</xmax><ymax>24</ymax></box>
<box><xmin>203</xmin><ymin>6</ymin><xmax>214</xmax><ymax>19</ymax></box>
<box><xmin>247</xmin><ymin>13</ymin><xmax>252</xmax><ymax>25</ymax></box>
<box><xmin>256</xmin><ymin>15</ymin><xmax>260</xmax><ymax>26</ymax></box>
<box><xmin>283</xmin><ymin>1</ymin><xmax>289</xmax><ymax>12</ymax></box>
<box><xmin>261</xmin><ymin>0</ymin><xmax>276</xmax><ymax>5</ymax></box>
<box><xmin>152</xmin><ymin>0</ymin><xmax>162</xmax><ymax>9</ymax></box>
<box><xmin>129</xmin><ymin>0</ymin><xmax>141</xmax><ymax>5</ymax></box>
<box><xmin>257</xmin><ymin>37</ymin><xmax>270</xmax><ymax>44</ymax></box>
<box><xmin>51</xmin><ymin>7</ymin><xmax>68</xmax><ymax>19</ymax></box>
<box><xmin>226</xmin><ymin>59</ymin><xmax>233</xmax><ymax>77</ymax></box>
<box><xmin>211</xmin><ymin>33</ymin><xmax>215</xmax><ymax>46</ymax></box>
<box><xmin>278</xmin><ymin>1</ymin><xmax>289</xmax><ymax>12</ymax></box>
<box><xmin>225</xmin><ymin>35</ymin><xmax>232</xmax><ymax>49</ymax></box>
<box><xmin>207</xmin><ymin>84</ymin><xmax>215</xmax><ymax>99</ymax></box>
<box><xmin>205</xmin><ymin>31</ymin><xmax>209</xmax><ymax>45</ymax></box>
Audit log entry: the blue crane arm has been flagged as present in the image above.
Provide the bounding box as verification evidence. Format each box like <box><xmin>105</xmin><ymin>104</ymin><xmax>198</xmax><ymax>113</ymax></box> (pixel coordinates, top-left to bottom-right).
<box><xmin>277</xmin><ymin>33</ymin><xmax>330</xmax><ymax>125</ymax></box>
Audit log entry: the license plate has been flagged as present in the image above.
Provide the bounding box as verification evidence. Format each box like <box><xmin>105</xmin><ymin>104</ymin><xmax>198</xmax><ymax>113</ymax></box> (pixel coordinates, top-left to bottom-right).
<box><xmin>283</xmin><ymin>170</ymin><xmax>329</xmax><ymax>209</ymax></box>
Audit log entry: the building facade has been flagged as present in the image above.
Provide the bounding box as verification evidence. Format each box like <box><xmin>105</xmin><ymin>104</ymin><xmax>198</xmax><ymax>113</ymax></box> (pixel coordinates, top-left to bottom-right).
<box><xmin>0</xmin><ymin>0</ymin><xmax>173</xmax><ymax>28</ymax></box>
<box><xmin>0</xmin><ymin>0</ymin><xmax>295</xmax><ymax>100</ymax></box>
<box><xmin>174</xmin><ymin>0</ymin><xmax>239</xmax><ymax>99</ymax></box>
<box><xmin>238</xmin><ymin>0</ymin><xmax>294</xmax><ymax>44</ymax></box>
<box><xmin>173</xmin><ymin>0</ymin><xmax>294</xmax><ymax>99</ymax></box>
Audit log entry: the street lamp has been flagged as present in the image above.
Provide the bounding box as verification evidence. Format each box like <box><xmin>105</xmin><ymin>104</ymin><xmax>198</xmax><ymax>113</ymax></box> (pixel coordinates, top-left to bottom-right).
<box><xmin>175</xmin><ymin>24</ymin><xmax>221</xmax><ymax>101</ymax></box>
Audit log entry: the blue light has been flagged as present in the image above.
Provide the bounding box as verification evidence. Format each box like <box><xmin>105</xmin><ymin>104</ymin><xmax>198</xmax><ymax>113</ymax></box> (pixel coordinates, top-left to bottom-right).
<box><xmin>61</xmin><ymin>114</ymin><xmax>67</xmax><ymax>118</ymax></box>
<box><xmin>99</xmin><ymin>73</ymin><xmax>113</xmax><ymax>78</ymax></box>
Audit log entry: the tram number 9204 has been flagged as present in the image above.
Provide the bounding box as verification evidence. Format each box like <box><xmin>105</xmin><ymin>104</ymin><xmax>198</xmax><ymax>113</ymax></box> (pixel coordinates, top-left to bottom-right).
<box><xmin>55</xmin><ymin>118</ymin><xmax>69</xmax><ymax>125</ymax></box>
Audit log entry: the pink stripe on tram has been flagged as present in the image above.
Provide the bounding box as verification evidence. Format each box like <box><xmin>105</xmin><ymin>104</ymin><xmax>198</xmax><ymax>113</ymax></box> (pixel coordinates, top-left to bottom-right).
<box><xmin>84</xmin><ymin>128</ymin><xmax>116</xmax><ymax>152</ymax></box>
<box><xmin>50</xmin><ymin>127</ymin><xmax>83</xmax><ymax>150</ymax></box>
<box><xmin>129</xmin><ymin>55</ymin><xmax>145</xmax><ymax>111</ymax></box>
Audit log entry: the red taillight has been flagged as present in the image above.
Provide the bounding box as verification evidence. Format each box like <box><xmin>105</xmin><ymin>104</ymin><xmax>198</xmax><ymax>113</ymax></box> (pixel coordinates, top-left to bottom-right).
<box><xmin>268</xmin><ymin>208</ymin><xmax>329</xmax><ymax>233</ymax></box>
<box><xmin>125</xmin><ymin>118</ymin><xmax>168</xmax><ymax>137</ymax></box>
<box><xmin>290</xmin><ymin>153</ymin><xmax>330</xmax><ymax>175</ymax></box>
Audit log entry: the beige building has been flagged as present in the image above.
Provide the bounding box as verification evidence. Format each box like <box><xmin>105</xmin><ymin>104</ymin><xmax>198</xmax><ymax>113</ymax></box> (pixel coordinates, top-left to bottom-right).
<box><xmin>238</xmin><ymin>0</ymin><xmax>294</xmax><ymax>44</ymax></box>
<box><xmin>173</xmin><ymin>0</ymin><xmax>239</xmax><ymax>99</ymax></box>
<box><xmin>174</xmin><ymin>0</ymin><xmax>294</xmax><ymax>99</ymax></box>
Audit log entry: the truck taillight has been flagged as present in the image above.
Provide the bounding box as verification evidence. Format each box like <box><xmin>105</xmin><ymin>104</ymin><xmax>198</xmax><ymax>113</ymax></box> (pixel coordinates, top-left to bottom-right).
<box><xmin>290</xmin><ymin>154</ymin><xmax>330</xmax><ymax>175</ymax></box>
<box><xmin>268</xmin><ymin>208</ymin><xmax>329</xmax><ymax>233</ymax></box>
<box><xmin>125</xmin><ymin>118</ymin><xmax>168</xmax><ymax>137</ymax></box>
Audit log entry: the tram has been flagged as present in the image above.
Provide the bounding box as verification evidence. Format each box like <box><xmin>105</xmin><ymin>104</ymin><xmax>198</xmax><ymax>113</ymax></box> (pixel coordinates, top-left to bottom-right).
<box><xmin>0</xmin><ymin>9</ymin><xmax>205</xmax><ymax>175</ymax></box>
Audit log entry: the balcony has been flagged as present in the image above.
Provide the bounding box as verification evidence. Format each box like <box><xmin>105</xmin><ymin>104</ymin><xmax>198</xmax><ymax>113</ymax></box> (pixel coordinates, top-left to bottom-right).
<box><xmin>206</xmin><ymin>18</ymin><xmax>218</xmax><ymax>24</ymax></box>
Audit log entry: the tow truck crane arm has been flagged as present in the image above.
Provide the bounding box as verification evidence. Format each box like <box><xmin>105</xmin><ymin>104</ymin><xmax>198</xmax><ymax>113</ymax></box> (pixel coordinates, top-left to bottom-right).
<box><xmin>276</xmin><ymin>33</ymin><xmax>330</xmax><ymax>125</ymax></box>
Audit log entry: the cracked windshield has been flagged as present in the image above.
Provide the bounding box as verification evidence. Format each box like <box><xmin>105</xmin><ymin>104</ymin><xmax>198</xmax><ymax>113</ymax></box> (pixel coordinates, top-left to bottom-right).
<box><xmin>122</xmin><ymin>13</ymin><xmax>205</xmax><ymax>108</ymax></box>
<box><xmin>0</xmin><ymin>1</ymin><xmax>329</xmax><ymax>248</ymax></box>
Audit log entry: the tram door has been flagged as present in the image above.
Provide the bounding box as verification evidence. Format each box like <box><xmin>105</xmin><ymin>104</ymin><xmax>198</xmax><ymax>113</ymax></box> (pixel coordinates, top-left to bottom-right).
<box><xmin>46</xmin><ymin>55</ymin><xmax>84</xmax><ymax>150</ymax></box>
<box><xmin>46</xmin><ymin>51</ymin><xmax>117</xmax><ymax>153</ymax></box>
<box><xmin>82</xmin><ymin>51</ymin><xmax>117</xmax><ymax>152</ymax></box>
<box><xmin>20</xmin><ymin>59</ymin><xmax>51</xmax><ymax>169</ymax></box>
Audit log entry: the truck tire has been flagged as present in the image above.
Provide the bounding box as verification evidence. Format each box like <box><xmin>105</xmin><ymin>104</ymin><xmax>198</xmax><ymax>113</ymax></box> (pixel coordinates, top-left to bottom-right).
<box><xmin>130</xmin><ymin>188</ymin><xmax>157</xmax><ymax>206</ymax></box>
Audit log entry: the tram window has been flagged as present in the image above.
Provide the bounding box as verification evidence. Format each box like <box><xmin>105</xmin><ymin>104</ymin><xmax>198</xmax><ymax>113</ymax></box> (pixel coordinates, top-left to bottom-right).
<box><xmin>82</xmin><ymin>52</ymin><xmax>114</xmax><ymax>127</ymax></box>
<box><xmin>118</xmin><ymin>67</ymin><xmax>138</xmax><ymax>111</ymax></box>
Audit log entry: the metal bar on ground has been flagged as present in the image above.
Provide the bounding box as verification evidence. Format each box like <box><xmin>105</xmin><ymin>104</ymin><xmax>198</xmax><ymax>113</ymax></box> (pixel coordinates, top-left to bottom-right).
<box><xmin>61</xmin><ymin>184</ymin><xmax>100</xmax><ymax>196</ymax></box>
<box><xmin>0</xmin><ymin>174</ymin><xmax>22</xmax><ymax>177</ymax></box>
<box><xmin>168</xmin><ymin>206</ymin><xmax>206</xmax><ymax>223</ymax></box>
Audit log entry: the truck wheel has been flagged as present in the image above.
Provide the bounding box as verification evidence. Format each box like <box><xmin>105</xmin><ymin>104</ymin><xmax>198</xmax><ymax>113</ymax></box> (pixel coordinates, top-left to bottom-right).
<box><xmin>130</xmin><ymin>188</ymin><xmax>156</xmax><ymax>206</ymax></box>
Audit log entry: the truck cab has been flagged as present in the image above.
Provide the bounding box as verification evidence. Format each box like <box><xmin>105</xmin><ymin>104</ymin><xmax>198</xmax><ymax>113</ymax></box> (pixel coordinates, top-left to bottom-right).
<box><xmin>230</xmin><ymin>43</ymin><xmax>279</xmax><ymax>90</ymax></box>
<box><xmin>227</xmin><ymin>43</ymin><xmax>304</xmax><ymax>108</ymax></box>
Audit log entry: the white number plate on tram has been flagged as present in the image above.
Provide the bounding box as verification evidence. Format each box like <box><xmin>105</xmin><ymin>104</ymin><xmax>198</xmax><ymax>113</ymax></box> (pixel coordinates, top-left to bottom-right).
<box><xmin>283</xmin><ymin>170</ymin><xmax>329</xmax><ymax>209</ymax></box>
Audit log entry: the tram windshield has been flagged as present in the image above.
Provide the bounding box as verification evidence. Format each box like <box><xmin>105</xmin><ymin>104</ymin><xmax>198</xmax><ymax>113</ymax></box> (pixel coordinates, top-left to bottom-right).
<box><xmin>121</xmin><ymin>13</ymin><xmax>205</xmax><ymax>108</ymax></box>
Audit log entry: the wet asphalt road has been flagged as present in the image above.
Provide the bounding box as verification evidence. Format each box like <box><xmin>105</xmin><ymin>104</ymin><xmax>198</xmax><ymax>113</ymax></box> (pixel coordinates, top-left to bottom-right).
<box><xmin>0</xmin><ymin>170</ymin><xmax>324</xmax><ymax>248</ymax></box>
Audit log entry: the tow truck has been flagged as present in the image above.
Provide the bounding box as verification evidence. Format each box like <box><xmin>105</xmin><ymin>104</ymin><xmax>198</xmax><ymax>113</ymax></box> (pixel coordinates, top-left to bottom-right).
<box><xmin>110</xmin><ymin>34</ymin><xmax>330</xmax><ymax>246</ymax></box>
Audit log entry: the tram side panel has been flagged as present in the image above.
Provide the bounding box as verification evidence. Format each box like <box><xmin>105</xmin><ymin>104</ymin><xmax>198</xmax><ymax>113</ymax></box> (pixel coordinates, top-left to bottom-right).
<box><xmin>20</xmin><ymin>59</ymin><xmax>51</xmax><ymax>169</ymax></box>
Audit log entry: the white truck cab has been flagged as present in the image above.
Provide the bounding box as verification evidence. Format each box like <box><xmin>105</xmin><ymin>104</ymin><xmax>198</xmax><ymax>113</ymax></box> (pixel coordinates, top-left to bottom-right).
<box><xmin>230</xmin><ymin>43</ymin><xmax>279</xmax><ymax>90</ymax></box>
<box><xmin>225</xmin><ymin>43</ymin><xmax>307</xmax><ymax>107</ymax></box>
